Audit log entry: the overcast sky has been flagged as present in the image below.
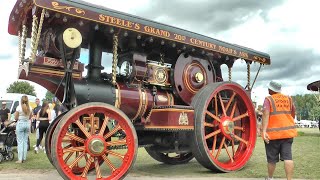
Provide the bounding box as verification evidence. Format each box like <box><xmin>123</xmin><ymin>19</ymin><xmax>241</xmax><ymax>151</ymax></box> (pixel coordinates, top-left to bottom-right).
<box><xmin>1</xmin><ymin>0</ymin><xmax>319</xmax><ymax>105</ymax></box>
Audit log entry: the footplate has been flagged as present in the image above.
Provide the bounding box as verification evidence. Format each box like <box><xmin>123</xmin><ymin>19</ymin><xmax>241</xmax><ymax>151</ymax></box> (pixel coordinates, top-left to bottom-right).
<box><xmin>145</xmin><ymin>105</ymin><xmax>194</xmax><ymax>131</ymax></box>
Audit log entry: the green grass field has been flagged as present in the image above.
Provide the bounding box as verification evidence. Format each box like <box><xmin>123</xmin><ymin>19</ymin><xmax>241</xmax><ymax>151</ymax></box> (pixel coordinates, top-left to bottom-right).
<box><xmin>0</xmin><ymin>128</ymin><xmax>319</xmax><ymax>179</ymax></box>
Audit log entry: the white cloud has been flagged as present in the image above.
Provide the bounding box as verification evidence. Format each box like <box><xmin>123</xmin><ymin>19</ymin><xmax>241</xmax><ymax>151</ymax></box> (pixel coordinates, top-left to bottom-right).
<box><xmin>87</xmin><ymin>0</ymin><xmax>150</xmax><ymax>14</ymax></box>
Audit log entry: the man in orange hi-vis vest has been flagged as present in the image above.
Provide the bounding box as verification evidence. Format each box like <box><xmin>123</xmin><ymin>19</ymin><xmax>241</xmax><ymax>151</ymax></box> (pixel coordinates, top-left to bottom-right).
<box><xmin>262</xmin><ymin>81</ymin><xmax>297</xmax><ymax>180</ymax></box>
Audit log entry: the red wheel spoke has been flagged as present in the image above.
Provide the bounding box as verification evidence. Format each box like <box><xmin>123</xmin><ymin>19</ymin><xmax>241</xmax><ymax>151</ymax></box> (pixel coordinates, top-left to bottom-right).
<box><xmin>84</xmin><ymin>154</ymin><xmax>89</xmax><ymax>161</ymax></box>
<box><xmin>75</xmin><ymin>119</ymin><xmax>91</xmax><ymax>138</ymax></box>
<box><xmin>223</xmin><ymin>142</ymin><xmax>234</xmax><ymax>163</ymax></box>
<box><xmin>218</xmin><ymin>93</ymin><xmax>227</xmax><ymax>116</ymax></box>
<box><xmin>230</xmin><ymin>101</ymin><xmax>238</xmax><ymax>119</ymax></box>
<box><xmin>94</xmin><ymin>157</ymin><xmax>102</xmax><ymax>179</ymax></box>
<box><xmin>62</xmin><ymin>137</ymin><xmax>72</xmax><ymax>143</ymax></box>
<box><xmin>234</xmin><ymin>134</ymin><xmax>248</xmax><ymax>145</ymax></box>
<box><xmin>90</xmin><ymin>114</ymin><xmax>96</xmax><ymax>135</ymax></box>
<box><xmin>99</xmin><ymin>115</ymin><xmax>110</xmax><ymax>136</ymax></box>
<box><xmin>205</xmin><ymin>129</ymin><xmax>221</xmax><ymax>140</ymax></box>
<box><xmin>63</xmin><ymin>146</ymin><xmax>85</xmax><ymax>154</ymax></box>
<box><xmin>106</xmin><ymin>139</ymin><xmax>127</xmax><ymax>146</ymax></box>
<box><xmin>63</xmin><ymin>144</ymin><xmax>72</xmax><ymax>149</ymax></box>
<box><xmin>211</xmin><ymin>135</ymin><xmax>217</xmax><ymax>156</ymax></box>
<box><xmin>215</xmin><ymin>95</ymin><xmax>218</xmax><ymax>116</ymax></box>
<box><xmin>65</xmin><ymin>133</ymin><xmax>85</xmax><ymax>143</ymax></box>
<box><xmin>204</xmin><ymin>122</ymin><xmax>216</xmax><ymax>128</ymax></box>
<box><xmin>106</xmin><ymin>150</ymin><xmax>125</xmax><ymax>160</ymax></box>
<box><xmin>102</xmin><ymin>154</ymin><xmax>117</xmax><ymax>172</ymax></box>
<box><xmin>225</xmin><ymin>92</ymin><xmax>236</xmax><ymax>112</ymax></box>
<box><xmin>215</xmin><ymin>136</ymin><xmax>225</xmax><ymax>159</ymax></box>
<box><xmin>232</xmin><ymin>111</ymin><xmax>248</xmax><ymax>122</ymax></box>
<box><xmin>206</xmin><ymin>111</ymin><xmax>221</xmax><ymax>122</ymax></box>
<box><xmin>75</xmin><ymin>151</ymin><xmax>79</xmax><ymax>165</ymax></box>
<box><xmin>69</xmin><ymin>152</ymin><xmax>85</xmax><ymax>169</ymax></box>
<box><xmin>81</xmin><ymin>156</ymin><xmax>94</xmax><ymax>178</ymax></box>
<box><xmin>64</xmin><ymin>152</ymin><xmax>74</xmax><ymax>164</ymax></box>
<box><xmin>104</xmin><ymin>124</ymin><xmax>121</xmax><ymax>139</ymax></box>
<box><xmin>234</xmin><ymin>126</ymin><xmax>244</xmax><ymax>131</ymax></box>
<box><xmin>231</xmin><ymin>139</ymin><xmax>235</xmax><ymax>157</ymax></box>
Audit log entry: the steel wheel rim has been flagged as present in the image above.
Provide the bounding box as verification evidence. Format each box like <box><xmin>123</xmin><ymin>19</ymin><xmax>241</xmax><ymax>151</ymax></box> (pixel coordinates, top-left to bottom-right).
<box><xmin>52</xmin><ymin>103</ymin><xmax>137</xmax><ymax>180</ymax></box>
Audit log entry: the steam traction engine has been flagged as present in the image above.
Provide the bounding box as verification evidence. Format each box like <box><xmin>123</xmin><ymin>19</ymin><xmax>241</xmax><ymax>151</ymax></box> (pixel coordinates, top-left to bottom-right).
<box><xmin>8</xmin><ymin>0</ymin><xmax>271</xmax><ymax>179</ymax></box>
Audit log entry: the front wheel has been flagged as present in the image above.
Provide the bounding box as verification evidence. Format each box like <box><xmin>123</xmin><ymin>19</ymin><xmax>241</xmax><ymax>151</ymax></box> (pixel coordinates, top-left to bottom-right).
<box><xmin>51</xmin><ymin>102</ymin><xmax>138</xmax><ymax>180</ymax></box>
<box><xmin>191</xmin><ymin>82</ymin><xmax>256</xmax><ymax>172</ymax></box>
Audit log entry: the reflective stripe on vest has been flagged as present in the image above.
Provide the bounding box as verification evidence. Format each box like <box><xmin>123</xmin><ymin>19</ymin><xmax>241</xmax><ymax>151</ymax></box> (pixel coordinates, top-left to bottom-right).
<box><xmin>266</xmin><ymin>94</ymin><xmax>297</xmax><ymax>140</ymax></box>
<box><xmin>270</xmin><ymin>111</ymin><xmax>292</xmax><ymax>115</ymax></box>
<box><xmin>266</xmin><ymin>125</ymin><xmax>296</xmax><ymax>132</ymax></box>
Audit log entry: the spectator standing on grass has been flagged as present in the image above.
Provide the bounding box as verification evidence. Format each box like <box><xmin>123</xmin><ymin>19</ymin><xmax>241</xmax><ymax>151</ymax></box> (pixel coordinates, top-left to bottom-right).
<box><xmin>52</xmin><ymin>97</ymin><xmax>60</xmax><ymax>117</ymax></box>
<box><xmin>256</xmin><ymin>105</ymin><xmax>263</xmax><ymax>136</ymax></box>
<box><xmin>32</xmin><ymin>98</ymin><xmax>42</xmax><ymax>150</ymax></box>
<box><xmin>14</xmin><ymin>95</ymin><xmax>31</xmax><ymax>163</ymax></box>
<box><xmin>35</xmin><ymin>101</ymin><xmax>51</xmax><ymax>153</ymax></box>
<box><xmin>32</xmin><ymin>98</ymin><xmax>41</xmax><ymax>131</ymax></box>
<box><xmin>262</xmin><ymin>81</ymin><xmax>297</xmax><ymax>180</ymax></box>
<box><xmin>48</xmin><ymin>103</ymin><xmax>56</xmax><ymax>123</ymax></box>
<box><xmin>0</xmin><ymin>102</ymin><xmax>10</xmax><ymax>129</ymax></box>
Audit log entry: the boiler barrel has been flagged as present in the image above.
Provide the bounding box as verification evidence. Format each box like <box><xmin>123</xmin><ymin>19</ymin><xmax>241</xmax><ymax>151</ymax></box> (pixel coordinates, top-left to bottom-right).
<box><xmin>74</xmin><ymin>80</ymin><xmax>174</xmax><ymax>121</ymax></box>
<box><xmin>116</xmin><ymin>83</ymin><xmax>174</xmax><ymax>120</ymax></box>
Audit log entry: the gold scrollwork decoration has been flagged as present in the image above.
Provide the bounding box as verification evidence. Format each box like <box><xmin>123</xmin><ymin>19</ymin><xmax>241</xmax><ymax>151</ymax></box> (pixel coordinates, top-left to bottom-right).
<box><xmin>52</xmin><ymin>2</ymin><xmax>85</xmax><ymax>15</ymax></box>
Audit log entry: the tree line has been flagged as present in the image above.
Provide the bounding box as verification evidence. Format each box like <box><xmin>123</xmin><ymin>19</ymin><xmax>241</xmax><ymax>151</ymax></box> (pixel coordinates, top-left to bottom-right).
<box><xmin>292</xmin><ymin>94</ymin><xmax>320</xmax><ymax>121</ymax></box>
<box><xmin>6</xmin><ymin>81</ymin><xmax>55</xmax><ymax>102</ymax></box>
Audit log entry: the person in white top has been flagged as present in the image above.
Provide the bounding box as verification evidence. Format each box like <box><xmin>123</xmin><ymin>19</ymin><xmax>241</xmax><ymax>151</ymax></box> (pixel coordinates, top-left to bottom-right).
<box><xmin>14</xmin><ymin>95</ymin><xmax>31</xmax><ymax>163</ymax></box>
<box><xmin>48</xmin><ymin>103</ymin><xmax>56</xmax><ymax>123</ymax></box>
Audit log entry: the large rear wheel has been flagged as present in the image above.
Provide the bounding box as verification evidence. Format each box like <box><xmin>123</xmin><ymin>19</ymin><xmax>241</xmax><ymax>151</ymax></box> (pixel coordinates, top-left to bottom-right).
<box><xmin>191</xmin><ymin>82</ymin><xmax>256</xmax><ymax>172</ymax></box>
<box><xmin>51</xmin><ymin>102</ymin><xmax>138</xmax><ymax>180</ymax></box>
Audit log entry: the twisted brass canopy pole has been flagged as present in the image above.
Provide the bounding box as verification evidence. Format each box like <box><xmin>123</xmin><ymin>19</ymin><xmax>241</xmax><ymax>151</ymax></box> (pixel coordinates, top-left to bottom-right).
<box><xmin>112</xmin><ymin>34</ymin><xmax>119</xmax><ymax>85</ymax></box>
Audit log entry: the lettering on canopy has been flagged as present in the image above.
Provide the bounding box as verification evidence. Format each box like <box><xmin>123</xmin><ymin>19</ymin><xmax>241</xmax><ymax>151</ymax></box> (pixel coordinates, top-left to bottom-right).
<box><xmin>39</xmin><ymin>1</ymin><xmax>268</xmax><ymax>64</ymax></box>
<box><xmin>98</xmin><ymin>14</ymin><xmax>256</xmax><ymax>61</ymax></box>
